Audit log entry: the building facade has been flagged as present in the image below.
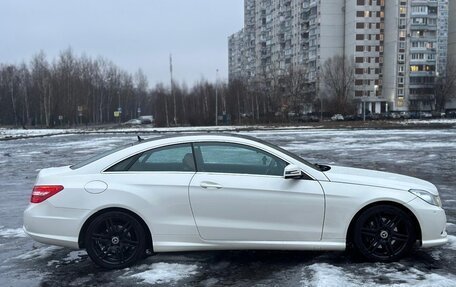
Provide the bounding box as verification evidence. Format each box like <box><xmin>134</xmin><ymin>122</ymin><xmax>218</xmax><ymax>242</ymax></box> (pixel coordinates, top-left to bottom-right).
<box><xmin>228</xmin><ymin>0</ymin><xmax>449</xmax><ymax>113</ymax></box>
<box><xmin>447</xmin><ymin>0</ymin><xmax>456</xmax><ymax>110</ymax></box>
<box><xmin>449</xmin><ymin>0</ymin><xmax>456</xmax><ymax>59</ymax></box>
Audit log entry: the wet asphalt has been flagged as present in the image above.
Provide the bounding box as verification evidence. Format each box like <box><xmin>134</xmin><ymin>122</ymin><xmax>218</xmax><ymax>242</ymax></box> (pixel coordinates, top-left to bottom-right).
<box><xmin>0</xmin><ymin>128</ymin><xmax>455</xmax><ymax>286</ymax></box>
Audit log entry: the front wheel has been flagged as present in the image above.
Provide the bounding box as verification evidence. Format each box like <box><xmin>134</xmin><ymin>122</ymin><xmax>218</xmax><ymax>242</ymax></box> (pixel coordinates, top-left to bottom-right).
<box><xmin>353</xmin><ymin>205</ymin><xmax>416</xmax><ymax>262</ymax></box>
<box><xmin>85</xmin><ymin>211</ymin><xmax>146</xmax><ymax>269</ymax></box>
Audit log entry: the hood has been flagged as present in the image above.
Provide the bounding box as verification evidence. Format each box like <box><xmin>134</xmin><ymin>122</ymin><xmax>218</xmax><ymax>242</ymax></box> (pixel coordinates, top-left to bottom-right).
<box><xmin>324</xmin><ymin>165</ymin><xmax>438</xmax><ymax>195</ymax></box>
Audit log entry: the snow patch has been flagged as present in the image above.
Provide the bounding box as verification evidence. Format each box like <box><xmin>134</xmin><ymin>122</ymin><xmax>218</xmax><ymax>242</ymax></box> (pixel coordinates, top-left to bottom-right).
<box><xmin>399</xmin><ymin>119</ymin><xmax>456</xmax><ymax>125</ymax></box>
<box><xmin>303</xmin><ymin>263</ymin><xmax>358</xmax><ymax>287</ymax></box>
<box><xmin>62</xmin><ymin>250</ymin><xmax>87</xmax><ymax>263</ymax></box>
<box><xmin>15</xmin><ymin>246</ymin><xmax>62</xmax><ymax>260</ymax></box>
<box><xmin>129</xmin><ymin>262</ymin><xmax>198</xmax><ymax>284</ymax></box>
<box><xmin>302</xmin><ymin>263</ymin><xmax>456</xmax><ymax>287</ymax></box>
<box><xmin>445</xmin><ymin>235</ymin><xmax>456</xmax><ymax>250</ymax></box>
<box><xmin>47</xmin><ymin>260</ymin><xmax>60</xmax><ymax>267</ymax></box>
<box><xmin>0</xmin><ymin>227</ymin><xmax>27</xmax><ymax>238</ymax></box>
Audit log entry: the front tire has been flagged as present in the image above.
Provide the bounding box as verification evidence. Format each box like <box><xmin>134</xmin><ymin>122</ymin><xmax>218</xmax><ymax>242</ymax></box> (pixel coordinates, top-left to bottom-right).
<box><xmin>84</xmin><ymin>211</ymin><xmax>146</xmax><ymax>269</ymax></box>
<box><xmin>353</xmin><ymin>205</ymin><xmax>416</xmax><ymax>262</ymax></box>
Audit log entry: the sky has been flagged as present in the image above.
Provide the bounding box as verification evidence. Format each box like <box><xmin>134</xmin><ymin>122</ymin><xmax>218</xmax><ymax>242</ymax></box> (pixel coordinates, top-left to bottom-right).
<box><xmin>0</xmin><ymin>0</ymin><xmax>244</xmax><ymax>86</ymax></box>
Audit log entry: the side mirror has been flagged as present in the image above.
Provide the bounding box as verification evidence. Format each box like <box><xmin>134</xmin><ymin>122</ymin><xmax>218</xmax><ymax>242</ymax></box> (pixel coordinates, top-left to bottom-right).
<box><xmin>284</xmin><ymin>164</ymin><xmax>303</xmax><ymax>179</ymax></box>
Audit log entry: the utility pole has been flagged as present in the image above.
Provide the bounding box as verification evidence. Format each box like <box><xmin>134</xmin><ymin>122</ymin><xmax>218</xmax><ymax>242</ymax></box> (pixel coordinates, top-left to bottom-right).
<box><xmin>215</xmin><ymin>69</ymin><xmax>219</xmax><ymax>126</ymax></box>
<box><xmin>170</xmin><ymin>54</ymin><xmax>177</xmax><ymax>126</ymax></box>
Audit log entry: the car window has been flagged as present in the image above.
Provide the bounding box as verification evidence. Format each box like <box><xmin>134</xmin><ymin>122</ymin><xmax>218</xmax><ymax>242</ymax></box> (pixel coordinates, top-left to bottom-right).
<box><xmin>106</xmin><ymin>143</ymin><xmax>195</xmax><ymax>172</ymax></box>
<box><xmin>70</xmin><ymin>142</ymin><xmax>137</xmax><ymax>170</ymax></box>
<box><xmin>194</xmin><ymin>143</ymin><xmax>287</xmax><ymax>176</ymax></box>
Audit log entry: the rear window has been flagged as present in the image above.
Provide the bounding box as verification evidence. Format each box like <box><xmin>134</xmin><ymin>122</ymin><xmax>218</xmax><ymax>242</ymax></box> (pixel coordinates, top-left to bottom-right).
<box><xmin>106</xmin><ymin>144</ymin><xmax>195</xmax><ymax>172</ymax></box>
<box><xmin>70</xmin><ymin>143</ymin><xmax>135</xmax><ymax>170</ymax></box>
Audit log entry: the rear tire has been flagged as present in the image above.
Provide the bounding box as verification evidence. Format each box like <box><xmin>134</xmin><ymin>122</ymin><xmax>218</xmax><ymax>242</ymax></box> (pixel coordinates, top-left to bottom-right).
<box><xmin>84</xmin><ymin>211</ymin><xmax>146</xmax><ymax>269</ymax></box>
<box><xmin>353</xmin><ymin>205</ymin><xmax>416</xmax><ymax>262</ymax></box>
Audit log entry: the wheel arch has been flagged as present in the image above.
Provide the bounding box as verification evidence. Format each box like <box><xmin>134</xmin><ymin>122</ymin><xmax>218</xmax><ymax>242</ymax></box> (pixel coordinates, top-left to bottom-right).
<box><xmin>346</xmin><ymin>201</ymin><xmax>422</xmax><ymax>247</ymax></box>
<box><xmin>78</xmin><ymin>207</ymin><xmax>153</xmax><ymax>252</ymax></box>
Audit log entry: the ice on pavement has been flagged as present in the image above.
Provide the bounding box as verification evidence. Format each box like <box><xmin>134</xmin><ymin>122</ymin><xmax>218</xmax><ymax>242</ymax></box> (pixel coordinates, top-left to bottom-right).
<box><xmin>0</xmin><ymin>227</ymin><xmax>27</xmax><ymax>238</ymax></box>
<box><xmin>129</xmin><ymin>262</ymin><xmax>198</xmax><ymax>284</ymax></box>
<box><xmin>62</xmin><ymin>250</ymin><xmax>87</xmax><ymax>263</ymax></box>
<box><xmin>15</xmin><ymin>246</ymin><xmax>63</xmax><ymax>260</ymax></box>
<box><xmin>302</xmin><ymin>263</ymin><xmax>456</xmax><ymax>287</ymax></box>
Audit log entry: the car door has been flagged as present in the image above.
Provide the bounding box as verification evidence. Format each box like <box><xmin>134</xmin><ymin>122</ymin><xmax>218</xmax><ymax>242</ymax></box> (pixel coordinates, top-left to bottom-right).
<box><xmin>102</xmin><ymin>143</ymin><xmax>197</xmax><ymax>235</ymax></box>
<box><xmin>188</xmin><ymin>142</ymin><xmax>325</xmax><ymax>242</ymax></box>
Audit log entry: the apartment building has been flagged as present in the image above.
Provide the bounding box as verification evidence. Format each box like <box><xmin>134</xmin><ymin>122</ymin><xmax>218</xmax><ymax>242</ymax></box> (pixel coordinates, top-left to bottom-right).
<box><xmin>228</xmin><ymin>0</ymin><xmax>449</xmax><ymax>113</ymax></box>
<box><xmin>449</xmin><ymin>0</ymin><xmax>456</xmax><ymax>60</ymax></box>
<box><xmin>346</xmin><ymin>0</ymin><xmax>387</xmax><ymax>114</ymax></box>
<box><xmin>437</xmin><ymin>0</ymin><xmax>449</xmax><ymax>75</ymax></box>
<box><xmin>447</xmin><ymin>0</ymin><xmax>456</xmax><ymax>110</ymax></box>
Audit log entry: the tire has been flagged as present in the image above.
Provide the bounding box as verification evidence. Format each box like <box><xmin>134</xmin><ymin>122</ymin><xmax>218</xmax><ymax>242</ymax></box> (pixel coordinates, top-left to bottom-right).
<box><xmin>353</xmin><ymin>205</ymin><xmax>416</xmax><ymax>262</ymax></box>
<box><xmin>84</xmin><ymin>211</ymin><xmax>146</xmax><ymax>269</ymax></box>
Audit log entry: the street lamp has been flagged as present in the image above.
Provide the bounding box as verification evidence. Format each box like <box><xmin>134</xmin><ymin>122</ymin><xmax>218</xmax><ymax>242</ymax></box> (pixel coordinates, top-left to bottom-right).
<box><xmin>215</xmin><ymin>69</ymin><xmax>219</xmax><ymax>126</ymax></box>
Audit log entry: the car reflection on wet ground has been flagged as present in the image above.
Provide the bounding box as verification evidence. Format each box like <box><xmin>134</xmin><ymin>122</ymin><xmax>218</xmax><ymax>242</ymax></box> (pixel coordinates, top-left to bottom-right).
<box><xmin>1</xmin><ymin>128</ymin><xmax>455</xmax><ymax>286</ymax></box>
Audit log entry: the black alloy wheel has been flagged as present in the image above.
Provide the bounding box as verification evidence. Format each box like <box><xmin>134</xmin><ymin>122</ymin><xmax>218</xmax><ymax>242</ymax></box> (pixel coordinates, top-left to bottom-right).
<box><xmin>85</xmin><ymin>211</ymin><xmax>146</xmax><ymax>269</ymax></box>
<box><xmin>353</xmin><ymin>205</ymin><xmax>416</xmax><ymax>262</ymax></box>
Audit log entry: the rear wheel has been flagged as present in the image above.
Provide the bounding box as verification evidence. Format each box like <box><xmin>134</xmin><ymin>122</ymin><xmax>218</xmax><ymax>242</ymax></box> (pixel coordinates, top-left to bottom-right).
<box><xmin>353</xmin><ymin>205</ymin><xmax>416</xmax><ymax>262</ymax></box>
<box><xmin>84</xmin><ymin>211</ymin><xmax>146</xmax><ymax>269</ymax></box>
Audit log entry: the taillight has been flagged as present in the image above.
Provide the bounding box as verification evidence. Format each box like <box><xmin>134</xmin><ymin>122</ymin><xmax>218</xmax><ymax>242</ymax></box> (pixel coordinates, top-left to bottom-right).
<box><xmin>31</xmin><ymin>185</ymin><xmax>64</xmax><ymax>203</ymax></box>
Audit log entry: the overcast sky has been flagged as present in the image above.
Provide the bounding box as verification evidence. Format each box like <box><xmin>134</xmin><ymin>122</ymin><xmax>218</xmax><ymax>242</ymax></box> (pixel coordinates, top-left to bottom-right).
<box><xmin>0</xmin><ymin>0</ymin><xmax>244</xmax><ymax>86</ymax></box>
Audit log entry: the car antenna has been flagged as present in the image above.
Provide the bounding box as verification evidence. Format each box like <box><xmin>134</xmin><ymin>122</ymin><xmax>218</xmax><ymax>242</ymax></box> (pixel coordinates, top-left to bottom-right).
<box><xmin>137</xmin><ymin>135</ymin><xmax>144</xmax><ymax>142</ymax></box>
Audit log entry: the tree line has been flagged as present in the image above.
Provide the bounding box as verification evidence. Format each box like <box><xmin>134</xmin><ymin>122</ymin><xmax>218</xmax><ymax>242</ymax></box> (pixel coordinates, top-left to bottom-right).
<box><xmin>0</xmin><ymin>48</ymin><xmax>328</xmax><ymax>127</ymax></box>
<box><xmin>1</xmin><ymin>50</ymin><xmax>454</xmax><ymax>128</ymax></box>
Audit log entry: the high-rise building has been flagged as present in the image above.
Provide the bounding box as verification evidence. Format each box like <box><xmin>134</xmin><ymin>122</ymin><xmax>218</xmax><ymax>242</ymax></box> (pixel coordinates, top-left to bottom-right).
<box><xmin>449</xmin><ymin>0</ymin><xmax>456</xmax><ymax>60</ymax></box>
<box><xmin>447</xmin><ymin>0</ymin><xmax>456</xmax><ymax>110</ymax></box>
<box><xmin>228</xmin><ymin>0</ymin><xmax>449</xmax><ymax>112</ymax></box>
<box><xmin>437</xmin><ymin>0</ymin><xmax>449</xmax><ymax>76</ymax></box>
<box><xmin>228</xmin><ymin>30</ymin><xmax>246</xmax><ymax>80</ymax></box>
<box><xmin>346</xmin><ymin>0</ymin><xmax>386</xmax><ymax>114</ymax></box>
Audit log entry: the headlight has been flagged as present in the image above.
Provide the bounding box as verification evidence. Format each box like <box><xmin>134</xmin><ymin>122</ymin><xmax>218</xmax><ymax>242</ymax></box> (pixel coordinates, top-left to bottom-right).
<box><xmin>409</xmin><ymin>189</ymin><xmax>442</xmax><ymax>207</ymax></box>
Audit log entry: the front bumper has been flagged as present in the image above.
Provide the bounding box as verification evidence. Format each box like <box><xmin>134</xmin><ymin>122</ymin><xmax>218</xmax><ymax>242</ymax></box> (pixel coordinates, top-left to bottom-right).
<box><xmin>406</xmin><ymin>197</ymin><xmax>448</xmax><ymax>248</ymax></box>
<box><xmin>23</xmin><ymin>201</ymin><xmax>90</xmax><ymax>249</ymax></box>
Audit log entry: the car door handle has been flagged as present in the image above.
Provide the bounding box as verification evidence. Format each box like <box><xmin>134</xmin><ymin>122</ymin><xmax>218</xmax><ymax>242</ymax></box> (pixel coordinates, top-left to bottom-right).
<box><xmin>200</xmin><ymin>181</ymin><xmax>223</xmax><ymax>190</ymax></box>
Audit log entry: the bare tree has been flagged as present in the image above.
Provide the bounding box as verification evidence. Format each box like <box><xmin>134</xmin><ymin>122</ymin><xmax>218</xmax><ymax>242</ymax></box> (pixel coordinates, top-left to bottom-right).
<box><xmin>321</xmin><ymin>55</ymin><xmax>355</xmax><ymax>114</ymax></box>
<box><xmin>278</xmin><ymin>66</ymin><xmax>312</xmax><ymax>117</ymax></box>
<box><xmin>435</xmin><ymin>57</ymin><xmax>456</xmax><ymax>112</ymax></box>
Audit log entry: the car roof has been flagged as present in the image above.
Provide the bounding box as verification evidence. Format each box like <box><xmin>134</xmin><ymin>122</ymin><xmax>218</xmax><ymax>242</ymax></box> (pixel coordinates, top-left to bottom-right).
<box><xmin>137</xmin><ymin>132</ymin><xmax>261</xmax><ymax>144</ymax></box>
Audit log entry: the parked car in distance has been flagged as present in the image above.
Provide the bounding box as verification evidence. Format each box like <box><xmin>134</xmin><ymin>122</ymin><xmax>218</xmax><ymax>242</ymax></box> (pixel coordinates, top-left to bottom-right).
<box><xmin>419</xmin><ymin>112</ymin><xmax>433</xmax><ymax>119</ymax></box>
<box><xmin>299</xmin><ymin>114</ymin><xmax>320</xmax><ymax>122</ymax></box>
<box><xmin>342</xmin><ymin>114</ymin><xmax>361</xmax><ymax>121</ymax></box>
<box><xmin>24</xmin><ymin>134</ymin><xmax>447</xmax><ymax>269</ymax></box>
<box><xmin>138</xmin><ymin>115</ymin><xmax>154</xmax><ymax>124</ymax></box>
<box><xmin>331</xmin><ymin>114</ymin><xmax>344</xmax><ymax>121</ymax></box>
<box><xmin>122</xmin><ymin>119</ymin><xmax>142</xmax><ymax>126</ymax></box>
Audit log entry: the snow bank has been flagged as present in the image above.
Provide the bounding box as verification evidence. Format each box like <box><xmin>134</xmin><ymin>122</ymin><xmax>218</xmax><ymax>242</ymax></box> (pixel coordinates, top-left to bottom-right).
<box><xmin>0</xmin><ymin>128</ymin><xmax>79</xmax><ymax>139</ymax></box>
<box><xmin>399</xmin><ymin>119</ymin><xmax>456</xmax><ymax>125</ymax></box>
<box><xmin>129</xmin><ymin>262</ymin><xmax>198</xmax><ymax>284</ymax></box>
<box><xmin>0</xmin><ymin>125</ymin><xmax>316</xmax><ymax>140</ymax></box>
<box><xmin>0</xmin><ymin>227</ymin><xmax>27</xmax><ymax>238</ymax></box>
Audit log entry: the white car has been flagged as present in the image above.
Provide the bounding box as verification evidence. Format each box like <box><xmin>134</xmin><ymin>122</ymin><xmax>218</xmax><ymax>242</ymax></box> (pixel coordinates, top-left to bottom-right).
<box><xmin>331</xmin><ymin>114</ymin><xmax>344</xmax><ymax>121</ymax></box>
<box><xmin>23</xmin><ymin>134</ymin><xmax>448</xmax><ymax>269</ymax></box>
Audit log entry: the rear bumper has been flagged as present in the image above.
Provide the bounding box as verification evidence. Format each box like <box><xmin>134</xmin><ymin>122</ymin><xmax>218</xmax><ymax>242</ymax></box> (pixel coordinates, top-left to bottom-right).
<box><xmin>406</xmin><ymin>198</ymin><xmax>448</xmax><ymax>248</ymax></box>
<box><xmin>23</xmin><ymin>201</ymin><xmax>89</xmax><ymax>249</ymax></box>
